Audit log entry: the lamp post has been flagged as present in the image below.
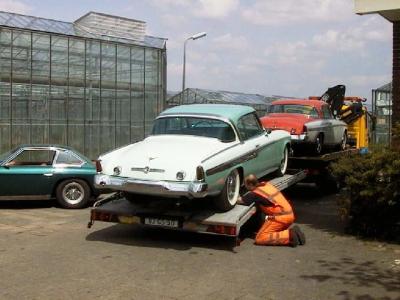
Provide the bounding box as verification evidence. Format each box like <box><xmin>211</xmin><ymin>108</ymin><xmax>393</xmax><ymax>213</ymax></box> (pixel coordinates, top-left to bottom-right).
<box><xmin>182</xmin><ymin>32</ymin><xmax>207</xmax><ymax>92</ymax></box>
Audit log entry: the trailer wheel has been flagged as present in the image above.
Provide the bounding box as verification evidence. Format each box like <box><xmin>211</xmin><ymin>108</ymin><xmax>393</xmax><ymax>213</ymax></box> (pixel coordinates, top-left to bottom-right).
<box><xmin>214</xmin><ymin>169</ymin><xmax>240</xmax><ymax>212</ymax></box>
<box><xmin>56</xmin><ymin>179</ymin><xmax>90</xmax><ymax>209</ymax></box>
<box><xmin>275</xmin><ymin>146</ymin><xmax>289</xmax><ymax>177</ymax></box>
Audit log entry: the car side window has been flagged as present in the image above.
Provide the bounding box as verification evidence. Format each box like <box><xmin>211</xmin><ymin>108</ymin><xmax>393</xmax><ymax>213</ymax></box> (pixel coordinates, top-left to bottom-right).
<box><xmin>7</xmin><ymin>150</ymin><xmax>56</xmax><ymax>166</ymax></box>
<box><xmin>310</xmin><ymin>108</ymin><xmax>319</xmax><ymax>118</ymax></box>
<box><xmin>55</xmin><ymin>150</ymin><xmax>83</xmax><ymax>166</ymax></box>
<box><xmin>237</xmin><ymin>113</ymin><xmax>263</xmax><ymax>141</ymax></box>
<box><xmin>321</xmin><ymin>105</ymin><xmax>333</xmax><ymax>119</ymax></box>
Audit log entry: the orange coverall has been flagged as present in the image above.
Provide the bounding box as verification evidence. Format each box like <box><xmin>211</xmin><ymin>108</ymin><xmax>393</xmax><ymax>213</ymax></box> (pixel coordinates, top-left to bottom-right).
<box><xmin>242</xmin><ymin>182</ymin><xmax>295</xmax><ymax>245</ymax></box>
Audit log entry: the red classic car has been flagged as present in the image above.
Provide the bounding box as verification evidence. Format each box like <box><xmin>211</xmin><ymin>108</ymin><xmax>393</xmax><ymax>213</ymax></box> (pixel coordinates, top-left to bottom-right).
<box><xmin>260</xmin><ymin>99</ymin><xmax>348</xmax><ymax>155</ymax></box>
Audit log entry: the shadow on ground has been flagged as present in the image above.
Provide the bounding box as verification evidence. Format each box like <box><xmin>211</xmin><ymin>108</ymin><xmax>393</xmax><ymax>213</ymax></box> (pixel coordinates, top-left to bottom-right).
<box><xmin>86</xmin><ymin>223</ymin><xmax>238</xmax><ymax>252</ymax></box>
<box><xmin>284</xmin><ymin>183</ymin><xmax>346</xmax><ymax>236</ymax></box>
<box><xmin>0</xmin><ymin>199</ymin><xmax>54</xmax><ymax>209</ymax></box>
<box><xmin>300</xmin><ymin>256</ymin><xmax>400</xmax><ymax>300</ymax></box>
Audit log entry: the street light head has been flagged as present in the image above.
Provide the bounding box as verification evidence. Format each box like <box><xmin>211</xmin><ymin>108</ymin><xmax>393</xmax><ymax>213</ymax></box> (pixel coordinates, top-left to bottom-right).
<box><xmin>191</xmin><ymin>32</ymin><xmax>207</xmax><ymax>40</ymax></box>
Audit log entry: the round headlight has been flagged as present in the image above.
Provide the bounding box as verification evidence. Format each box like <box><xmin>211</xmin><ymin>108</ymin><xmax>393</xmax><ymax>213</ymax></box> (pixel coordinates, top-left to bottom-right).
<box><xmin>176</xmin><ymin>171</ymin><xmax>186</xmax><ymax>181</ymax></box>
<box><xmin>113</xmin><ymin>166</ymin><xmax>122</xmax><ymax>176</ymax></box>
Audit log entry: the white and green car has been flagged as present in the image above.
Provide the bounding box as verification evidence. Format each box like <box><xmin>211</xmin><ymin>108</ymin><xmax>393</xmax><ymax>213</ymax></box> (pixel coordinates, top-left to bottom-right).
<box><xmin>95</xmin><ymin>104</ymin><xmax>290</xmax><ymax>211</ymax></box>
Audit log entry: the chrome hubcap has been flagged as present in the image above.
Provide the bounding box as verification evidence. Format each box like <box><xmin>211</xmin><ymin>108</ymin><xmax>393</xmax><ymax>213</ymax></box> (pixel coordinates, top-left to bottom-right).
<box><xmin>280</xmin><ymin>148</ymin><xmax>288</xmax><ymax>173</ymax></box>
<box><xmin>226</xmin><ymin>173</ymin><xmax>239</xmax><ymax>204</ymax></box>
<box><xmin>63</xmin><ymin>182</ymin><xmax>84</xmax><ymax>204</ymax></box>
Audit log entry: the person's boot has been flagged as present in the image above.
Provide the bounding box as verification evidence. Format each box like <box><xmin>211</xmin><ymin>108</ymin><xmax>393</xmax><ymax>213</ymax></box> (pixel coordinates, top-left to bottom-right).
<box><xmin>292</xmin><ymin>225</ymin><xmax>306</xmax><ymax>245</ymax></box>
<box><xmin>289</xmin><ymin>228</ymin><xmax>299</xmax><ymax>247</ymax></box>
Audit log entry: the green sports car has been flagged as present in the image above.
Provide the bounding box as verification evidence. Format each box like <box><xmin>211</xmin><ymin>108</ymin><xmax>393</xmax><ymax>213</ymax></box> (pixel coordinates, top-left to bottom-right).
<box><xmin>0</xmin><ymin>145</ymin><xmax>98</xmax><ymax>208</ymax></box>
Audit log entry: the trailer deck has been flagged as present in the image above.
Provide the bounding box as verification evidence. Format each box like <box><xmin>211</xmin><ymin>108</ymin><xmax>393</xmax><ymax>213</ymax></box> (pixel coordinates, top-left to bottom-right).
<box><xmin>88</xmin><ymin>170</ymin><xmax>307</xmax><ymax>243</ymax></box>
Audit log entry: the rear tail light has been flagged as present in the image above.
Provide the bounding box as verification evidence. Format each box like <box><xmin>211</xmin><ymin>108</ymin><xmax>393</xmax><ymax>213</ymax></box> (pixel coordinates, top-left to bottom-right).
<box><xmin>302</xmin><ymin>125</ymin><xmax>307</xmax><ymax>133</ymax></box>
<box><xmin>207</xmin><ymin>225</ymin><xmax>236</xmax><ymax>236</ymax></box>
<box><xmin>94</xmin><ymin>160</ymin><xmax>102</xmax><ymax>172</ymax></box>
<box><xmin>196</xmin><ymin>166</ymin><xmax>205</xmax><ymax>181</ymax></box>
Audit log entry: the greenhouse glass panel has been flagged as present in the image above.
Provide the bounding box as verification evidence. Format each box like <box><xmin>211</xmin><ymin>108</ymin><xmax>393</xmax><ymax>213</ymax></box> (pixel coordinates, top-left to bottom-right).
<box><xmin>0</xmin><ymin>29</ymin><xmax>11</xmax><ymax>153</ymax></box>
<box><xmin>144</xmin><ymin>49</ymin><xmax>159</xmax><ymax>135</ymax></box>
<box><xmin>131</xmin><ymin>46</ymin><xmax>145</xmax><ymax>141</ymax></box>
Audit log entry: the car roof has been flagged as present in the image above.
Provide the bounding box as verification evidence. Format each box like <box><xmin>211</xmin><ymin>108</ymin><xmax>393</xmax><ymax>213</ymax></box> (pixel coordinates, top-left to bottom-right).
<box><xmin>271</xmin><ymin>99</ymin><xmax>326</xmax><ymax>108</ymax></box>
<box><xmin>17</xmin><ymin>144</ymin><xmax>76</xmax><ymax>151</ymax></box>
<box><xmin>159</xmin><ymin>104</ymin><xmax>255</xmax><ymax>123</ymax></box>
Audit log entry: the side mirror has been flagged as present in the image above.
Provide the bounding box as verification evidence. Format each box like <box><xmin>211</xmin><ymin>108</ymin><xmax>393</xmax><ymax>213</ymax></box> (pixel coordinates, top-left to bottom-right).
<box><xmin>265</xmin><ymin>128</ymin><xmax>272</xmax><ymax>135</ymax></box>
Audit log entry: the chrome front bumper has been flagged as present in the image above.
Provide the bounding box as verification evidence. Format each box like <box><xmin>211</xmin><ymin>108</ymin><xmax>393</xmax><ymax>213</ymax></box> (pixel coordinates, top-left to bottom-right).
<box><xmin>95</xmin><ymin>174</ymin><xmax>208</xmax><ymax>198</ymax></box>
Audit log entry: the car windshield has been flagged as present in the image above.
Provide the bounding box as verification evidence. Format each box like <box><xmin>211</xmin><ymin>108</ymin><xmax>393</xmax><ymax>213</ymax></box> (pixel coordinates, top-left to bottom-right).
<box><xmin>152</xmin><ymin>116</ymin><xmax>236</xmax><ymax>142</ymax></box>
<box><xmin>269</xmin><ymin>104</ymin><xmax>318</xmax><ymax>117</ymax></box>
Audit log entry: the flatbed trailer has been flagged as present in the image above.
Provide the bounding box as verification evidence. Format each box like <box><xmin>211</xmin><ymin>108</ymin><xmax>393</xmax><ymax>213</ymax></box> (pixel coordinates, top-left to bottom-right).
<box><xmin>88</xmin><ymin>170</ymin><xmax>307</xmax><ymax>245</ymax></box>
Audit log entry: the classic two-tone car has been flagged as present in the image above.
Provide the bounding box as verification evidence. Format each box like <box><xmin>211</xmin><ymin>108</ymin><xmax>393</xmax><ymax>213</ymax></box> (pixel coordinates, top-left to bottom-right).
<box><xmin>95</xmin><ymin>104</ymin><xmax>291</xmax><ymax>211</ymax></box>
<box><xmin>0</xmin><ymin>145</ymin><xmax>97</xmax><ymax>208</ymax></box>
<box><xmin>260</xmin><ymin>99</ymin><xmax>348</xmax><ymax>155</ymax></box>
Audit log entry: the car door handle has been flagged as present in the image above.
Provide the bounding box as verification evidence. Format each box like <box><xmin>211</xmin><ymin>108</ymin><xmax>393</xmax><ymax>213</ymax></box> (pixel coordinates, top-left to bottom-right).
<box><xmin>255</xmin><ymin>144</ymin><xmax>260</xmax><ymax>148</ymax></box>
<box><xmin>43</xmin><ymin>173</ymin><xmax>53</xmax><ymax>177</ymax></box>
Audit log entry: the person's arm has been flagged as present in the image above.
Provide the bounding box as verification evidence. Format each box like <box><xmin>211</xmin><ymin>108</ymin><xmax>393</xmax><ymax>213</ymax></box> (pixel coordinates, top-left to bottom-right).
<box><xmin>239</xmin><ymin>192</ymin><xmax>269</xmax><ymax>206</ymax></box>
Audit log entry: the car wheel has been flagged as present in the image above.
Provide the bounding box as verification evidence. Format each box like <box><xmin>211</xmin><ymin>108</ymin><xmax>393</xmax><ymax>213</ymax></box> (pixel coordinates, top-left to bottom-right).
<box><xmin>339</xmin><ymin>131</ymin><xmax>347</xmax><ymax>151</ymax></box>
<box><xmin>313</xmin><ymin>134</ymin><xmax>323</xmax><ymax>155</ymax></box>
<box><xmin>214</xmin><ymin>169</ymin><xmax>240</xmax><ymax>212</ymax></box>
<box><xmin>56</xmin><ymin>179</ymin><xmax>90</xmax><ymax>209</ymax></box>
<box><xmin>275</xmin><ymin>146</ymin><xmax>289</xmax><ymax>177</ymax></box>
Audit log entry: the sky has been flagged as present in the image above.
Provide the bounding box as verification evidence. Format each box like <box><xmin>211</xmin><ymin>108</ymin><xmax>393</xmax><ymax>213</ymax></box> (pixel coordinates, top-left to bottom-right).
<box><xmin>0</xmin><ymin>0</ymin><xmax>393</xmax><ymax>101</ymax></box>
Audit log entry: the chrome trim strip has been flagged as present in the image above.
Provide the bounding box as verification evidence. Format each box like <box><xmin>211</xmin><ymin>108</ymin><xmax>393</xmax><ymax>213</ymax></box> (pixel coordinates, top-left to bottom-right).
<box><xmin>205</xmin><ymin>139</ymin><xmax>283</xmax><ymax>176</ymax></box>
<box><xmin>130</xmin><ymin>167</ymin><xmax>165</xmax><ymax>173</ymax></box>
<box><xmin>201</xmin><ymin>142</ymin><xmax>241</xmax><ymax>164</ymax></box>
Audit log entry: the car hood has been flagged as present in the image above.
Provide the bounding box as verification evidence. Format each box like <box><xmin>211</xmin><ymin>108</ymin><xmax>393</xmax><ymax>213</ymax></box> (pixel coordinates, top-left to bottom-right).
<box><xmin>261</xmin><ymin>113</ymin><xmax>315</xmax><ymax>134</ymax></box>
<box><xmin>99</xmin><ymin>135</ymin><xmax>235</xmax><ymax>180</ymax></box>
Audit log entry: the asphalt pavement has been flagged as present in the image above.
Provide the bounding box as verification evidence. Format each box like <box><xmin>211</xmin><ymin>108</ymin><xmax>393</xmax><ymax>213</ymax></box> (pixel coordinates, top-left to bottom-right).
<box><xmin>1</xmin><ymin>184</ymin><xmax>399</xmax><ymax>300</ymax></box>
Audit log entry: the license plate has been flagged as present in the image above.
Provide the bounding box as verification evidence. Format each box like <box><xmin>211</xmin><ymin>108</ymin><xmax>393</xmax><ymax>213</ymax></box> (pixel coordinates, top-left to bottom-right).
<box><xmin>144</xmin><ymin>217</ymin><xmax>179</xmax><ymax>228</ymax></box>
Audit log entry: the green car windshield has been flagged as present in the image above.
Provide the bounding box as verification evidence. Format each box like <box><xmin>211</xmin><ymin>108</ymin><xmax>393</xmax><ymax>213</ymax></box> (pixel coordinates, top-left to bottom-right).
<box><xmin>152</xmin><ymin>117</ymin><xmax>236</xmax><ymax>142</ymax></box>
<box><xmin>269</xmin><ymin>104</ymin><xmax>318</xmax><ymax>117</ymax></box>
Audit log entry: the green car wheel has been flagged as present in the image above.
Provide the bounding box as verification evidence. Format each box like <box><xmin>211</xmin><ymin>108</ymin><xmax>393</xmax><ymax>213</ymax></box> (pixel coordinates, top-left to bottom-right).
<box><xmin>56</xmin><ymin>179</ymin><xmax>90</xmax><ymax>209</ymax></box>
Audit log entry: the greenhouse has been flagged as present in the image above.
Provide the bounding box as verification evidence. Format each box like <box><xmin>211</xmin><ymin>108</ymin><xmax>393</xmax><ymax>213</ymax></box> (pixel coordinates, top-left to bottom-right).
<box><xmin>372</xmin><ymin>82</ymin><xmax>392</xmax><ymax>144</ymax></box>
<box><xmin>167</xmin><ymin>88</ymin><xmax>277</xmax><ymax>116</ymax></box>
<box><xmin>0</xmin><ymin>11</ymin><xmax>166</xmax><ymax>158</ymax></box>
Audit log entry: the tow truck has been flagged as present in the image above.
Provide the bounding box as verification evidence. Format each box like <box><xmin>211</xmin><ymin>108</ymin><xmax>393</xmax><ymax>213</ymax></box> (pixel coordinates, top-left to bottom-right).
<box><xmin>88</xmin><ymin>85</ymin><xmax>368</xmax><ymax>246</ymax></box>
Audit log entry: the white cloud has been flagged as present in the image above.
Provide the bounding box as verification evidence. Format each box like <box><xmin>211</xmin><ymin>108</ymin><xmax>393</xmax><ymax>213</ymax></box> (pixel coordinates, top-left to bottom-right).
<box><xmin>0</xmin><ymin>0</ymin><xmax>31</xmax><ymax>14</ymax></box>
<box><xmin>312</xmin><ymin>16</ymin><xmax>392</xmax><ymax>52</ymax></box>
<box><xmin>242</xmin><ymin>0</ymin><xmax>352</xmax><ymax>26</ymax></box>
<box><xmin>212</xmin><ymin>33</ymin><xmax>249</xmax><ymax>51</ymax></box>
<box><xmin>194</xmin><ymin>0</ymin><xmax>239</xmax><ymax>18</ymax></box>
<box><xmin>150</xmin><ymin>0</ymin><xmax>238</xmax><ymax>19</ymax></box>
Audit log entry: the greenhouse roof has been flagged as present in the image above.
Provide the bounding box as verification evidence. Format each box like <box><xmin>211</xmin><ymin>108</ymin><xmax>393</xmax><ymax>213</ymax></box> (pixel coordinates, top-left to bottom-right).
<box><xmin>168</xmin><ymin>88</ymin><xmax>276</xmax><ymax>106</ymax></box>
<box><xmin>0</xmin><ymin>11</ymin><xmax>166</xmax><ymax>49</ymax></box>
<box><xmin>375</xmin><ymin>82</ymin><xmax>392</xmax><ymax>92</ymax></box>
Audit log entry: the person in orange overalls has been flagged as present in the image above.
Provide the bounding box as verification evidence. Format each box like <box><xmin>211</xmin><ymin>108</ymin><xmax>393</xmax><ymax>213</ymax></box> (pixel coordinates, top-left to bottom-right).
<box><xmin>238</xmin><ymin>174</ymin><xmax>305</xmax><ymax>247</ymax></box>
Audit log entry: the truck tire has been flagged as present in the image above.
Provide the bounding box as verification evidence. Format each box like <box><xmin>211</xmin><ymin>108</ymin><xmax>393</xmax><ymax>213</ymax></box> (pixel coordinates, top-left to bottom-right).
<box><xmin>214</xmin><ymin>169</ymin><xmax>240</xmax><ymax>212</ymax></box>
<box><xmin>56</xmin><ymin>179</ymin><xmax>90</xmax><ymax>209</ymax></box>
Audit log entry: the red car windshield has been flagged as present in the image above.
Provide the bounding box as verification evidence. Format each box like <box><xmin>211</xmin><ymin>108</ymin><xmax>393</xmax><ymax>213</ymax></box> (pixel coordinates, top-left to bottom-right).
<box><xmin>269</xmin><ymin>104</ymin><xmax>319</xmax><ymax>118</ymax></box>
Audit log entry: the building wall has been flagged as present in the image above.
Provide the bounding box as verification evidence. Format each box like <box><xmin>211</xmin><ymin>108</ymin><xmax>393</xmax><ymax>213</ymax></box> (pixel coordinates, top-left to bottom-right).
<box><xmin>0</xmin><ymin>27</ymin><xmax>166</xmax><ymax>158</ymax></box>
